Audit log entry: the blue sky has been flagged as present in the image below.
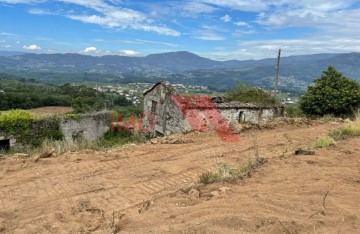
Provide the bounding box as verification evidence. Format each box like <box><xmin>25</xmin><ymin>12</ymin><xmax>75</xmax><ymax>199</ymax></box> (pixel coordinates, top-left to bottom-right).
<box><xmin>1</xmin><ymin>0</ymin><xmax>360</xmax><ymax>60</ymax></box>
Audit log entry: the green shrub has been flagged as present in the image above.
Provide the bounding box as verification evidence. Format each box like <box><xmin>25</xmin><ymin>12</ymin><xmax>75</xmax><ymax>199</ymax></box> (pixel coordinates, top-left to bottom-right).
<box><xmin>64</xmin><ymin>113</ymin><xmax>81</xmax><ymax>121</ymax></box>
<box><xmin>0</xmin><ymin>110</ymin><xmax>63</xmax><ymax>148</ymax></box>
<box><xmin>314</xmin><ymin>136</ymin><xmax>336</xmax><ymax>148</ymax></box>
<box><xmin>329</xmin><ymin>126</ymin><xmax>360</xmax><ymax>139</ymax></box>
<box><xmin>25</xmin><ymin>117</ymin><xmax>64</xmax><ymax>147</ymax></box>
<box><xmin>300</xmin><ymin>66</ymin><xmax>360</xmax><ymax>117</ymax></box>
<box><xmin>224</xmin><ymin>84</ymin><xmax>278</xmax><ymax>105</ymax></box>
<box><xmin>0</xmin><ymin>110</ymin><xmax>35</xmax><ymax>136</ymax></box>
<box><xmin>285</xmin><ymin>104</ymin><xmax>304</xmax><ymax>118</ymax></box>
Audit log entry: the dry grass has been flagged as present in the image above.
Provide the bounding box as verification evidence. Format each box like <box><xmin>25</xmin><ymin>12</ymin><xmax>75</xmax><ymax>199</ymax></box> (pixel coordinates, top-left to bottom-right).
<box><xmin>314</xmin><ymin>136</ymin><xmax>336</xmax><ymax>148</ymax></box>
<box><xmin>329</xmin><ymin>113</ymin><xmax>360</xmax><ymax>140</ymax></box>
<box><xmin>199</xmin><ymin>157</ymin><xmax>267</xmax><ymax>184</ymax></box>
<box><xmin>41</xmin><ymin>139</ymin><xmax>99</xmax><ymax>156</ymax></box>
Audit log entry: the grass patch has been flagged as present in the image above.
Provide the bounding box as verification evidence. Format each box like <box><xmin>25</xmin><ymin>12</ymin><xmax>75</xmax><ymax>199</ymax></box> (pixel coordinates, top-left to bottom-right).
<box><xmin>199</xmin><ymin>158</ymin><xmax>267</xmax><ymax>184</ymax></box>
<box><xmin>327</xmin><ymin>111</ymin><xmax>360</xmax><ymax>140</ymax></box>
<box><xmin>314</xmin><ymin>136</ymin><xmax>336</xmax><ymax>148</ymax></box>
<box><xmin>41</xmin><ymin>138</ymin><xmax>98</xmax><ymax>156</ymax></box>
<box><xmin>329</xmin><ymin>126</ymin><xmax>360</xmax><ymax>139</ymax></box>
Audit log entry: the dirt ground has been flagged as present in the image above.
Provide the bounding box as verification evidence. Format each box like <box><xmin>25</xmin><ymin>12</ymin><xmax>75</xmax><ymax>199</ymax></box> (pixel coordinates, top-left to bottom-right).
<box><xmin>26</xmin><ymin>106</ymin><xmax>74</xmax><ymax>115</ymax></box>
<box><xmin>0</xmin><ymin>120</ymin><xmax>359</xmax><ymax>233</ymax></box>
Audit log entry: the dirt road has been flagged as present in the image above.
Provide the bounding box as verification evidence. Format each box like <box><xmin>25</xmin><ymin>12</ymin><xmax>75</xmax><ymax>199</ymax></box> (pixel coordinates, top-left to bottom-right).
<box><xmin>0</xmin><ymin>121</ymin><xmax>359</xmax><ymax>233</ymax></box>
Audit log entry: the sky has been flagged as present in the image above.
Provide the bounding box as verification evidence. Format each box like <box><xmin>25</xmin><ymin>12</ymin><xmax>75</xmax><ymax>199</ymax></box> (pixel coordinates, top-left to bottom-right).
<box><xmin>1</xmin><ymin>0</ymin><xmax>360</xmax><ymax>60</ymax></box>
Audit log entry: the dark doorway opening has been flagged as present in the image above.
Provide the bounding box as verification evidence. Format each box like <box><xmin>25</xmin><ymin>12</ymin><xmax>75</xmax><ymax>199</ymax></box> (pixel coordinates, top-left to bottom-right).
<box><xmin>151</xmin><ymin>101</ymin><xmax>158</xmax><ymax>115</ymax></box>
<box><xmin>0</xmin><ymin>139</ymin><xmax>10</xmax><ymax>152</ymax></box>
<box><xmin>238</xmin><ymin>111</ymin><xmax>245</xmax><ymax>123</ymax></box>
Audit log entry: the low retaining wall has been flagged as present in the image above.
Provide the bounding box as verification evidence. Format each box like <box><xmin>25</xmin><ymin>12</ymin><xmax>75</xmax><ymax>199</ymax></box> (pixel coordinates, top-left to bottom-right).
<box><xmin>60</xmin><ymin>111</ymin><xmax>111</xmax><ymax>142</ymax></box>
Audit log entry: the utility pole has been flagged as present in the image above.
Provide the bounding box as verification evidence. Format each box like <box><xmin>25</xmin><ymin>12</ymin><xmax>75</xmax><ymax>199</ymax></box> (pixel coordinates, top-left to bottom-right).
<box><xmin>274</xmin><ymin>48</ymin><xmax>281</xmax><ymax>96</ymax></box>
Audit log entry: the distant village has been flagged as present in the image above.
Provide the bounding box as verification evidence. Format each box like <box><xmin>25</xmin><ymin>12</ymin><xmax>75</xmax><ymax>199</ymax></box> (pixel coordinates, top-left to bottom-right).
<box><xmin>93</xmin><ymin>82</ymin><xmax>209</xmax><ymax>106</ymax></box>
<box><xmin>92</xmin><ymin>82</ymin><xmax>298</xmax><ymax>106</ymax></box>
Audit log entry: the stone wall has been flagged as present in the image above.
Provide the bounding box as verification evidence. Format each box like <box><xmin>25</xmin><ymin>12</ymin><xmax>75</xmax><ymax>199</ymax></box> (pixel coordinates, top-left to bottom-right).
<box><xmin>60</xmin><ymin>111</ymin><xmax>111</xmax><ymax>141</ymax></box>
<box><xmin>144</xmin><ymin>83</ymin><xmax>192</xmax><ymax>136</ymax></box>
<box><xmin>219</xmin><ymin>108</ymin><xmax>279</xmax><ymax>124</ymax></box>
<box><xmin>144</xmin><ymin>82</ymin><xmax>284</xmax><ymax>135</ymax></box>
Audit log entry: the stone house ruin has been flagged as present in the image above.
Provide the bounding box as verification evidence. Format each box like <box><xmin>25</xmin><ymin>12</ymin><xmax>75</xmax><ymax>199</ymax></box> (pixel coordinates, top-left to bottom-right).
<box><xmin>143</xmin><ymin>81</ymin><xmax>284</xmax><ymax>136</ymax></box>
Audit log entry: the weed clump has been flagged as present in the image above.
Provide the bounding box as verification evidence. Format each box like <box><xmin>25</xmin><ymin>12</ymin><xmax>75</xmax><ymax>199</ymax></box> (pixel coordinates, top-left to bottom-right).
<box><xmin>199</xmin><ymin>158</ymin><xmax>267</xmax><ymax>185</ymax></box>
<box><xmin>328</xmin><ymin>113</ymin><xmax>360</xmax><ymax>139</ymax></box>
<box><xmin>314</xmin><ymin>136</ymin><xmax>336</xmax><ymax>148</ymax></box>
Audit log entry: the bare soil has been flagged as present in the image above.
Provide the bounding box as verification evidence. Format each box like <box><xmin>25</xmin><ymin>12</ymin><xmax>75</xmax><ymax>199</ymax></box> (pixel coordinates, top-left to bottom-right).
<box><xmin>26</xmin><ymin>106</ymin><xmax>73</xmax><ymax>115</ymax></box>
<box><xmin>0</xmin><ymin>121</ymin><xmax>359</xmax><ymax>233</ymax></box>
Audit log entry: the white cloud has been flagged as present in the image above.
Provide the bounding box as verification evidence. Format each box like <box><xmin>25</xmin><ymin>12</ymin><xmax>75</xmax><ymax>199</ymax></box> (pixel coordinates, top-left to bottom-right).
<box><xmin>234</xmin><ymin>21</ymin><xmax>249</xmax><ymax>27</ymax></box>
<box><xmin>199</xmin><ymin>0</ymin><xmax>268</xmax><ymax>12</ymax></box>
<box><xmin>0</xmin><ymin>32</ymin><xmax>17</xmax><ymax>36</ymax></box>
<box><xmin>181</xmin><ymin>1</ymin><xmax>215</xmax><ymax>15</ymax></box>
<box><xmin>232</xmin><ymin>29</ymin><xmax>256</xmax><ymax>37</ymax></box>
<box><xmin>194</xmin><ymin>31</ymin><xmax>225</xmax><ymax>41</ymax></box>
<box><xmin>0</xmin><ymin>0</ymin><xmax>44</xmax><ymax>3</ymax></box>
<box><xmin>82</xmin><ymin>46</ymin><xmax>98</xmax><ymax>53</ymax></box>
<box><xmin>23</xmin><ymin>44</ymin><xmax>41</xmax><ymax>50</ymax></box>
<box><xmin>220</xmin><ymin>14</ymin><xmax>231</xmax><ymax>22</ymax></box>
<box><xmin>1</xmin><ymin>0</ymin><xmax>181</xmax><ymax>36</ymax></box>
<box><xmin>61</xmin><ymin>0</ymin><xmax>180</xmax><ymax>36</ymax></box>
<box><xmin>119</xmin><ymin>50</ymin><xmax>139</xmax><ymax>56</ymax></box>
<box><xmin>205</xmin><ymin>36</ymin><xmax>360</xmax><ymax>60</ymax></box>
<box><xmin>135</xmin><ymin>39</ymin><xmax>178</xmax><ymax>47</ymax></box>
<box><xmin>28</xmin><ymin>8</ymin><xmax>51</xmax><ymax>15</ymax></box>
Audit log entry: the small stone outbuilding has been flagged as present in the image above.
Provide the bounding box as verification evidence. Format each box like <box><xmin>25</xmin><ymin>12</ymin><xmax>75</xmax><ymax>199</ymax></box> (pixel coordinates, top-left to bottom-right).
<box><xmin>143</xmin><ymin>81</ymin><xmax>284</xmax><ymax>136</ymax></box>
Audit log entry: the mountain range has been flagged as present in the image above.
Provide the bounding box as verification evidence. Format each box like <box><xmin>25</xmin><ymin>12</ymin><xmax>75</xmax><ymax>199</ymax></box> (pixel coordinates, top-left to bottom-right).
<box><xmin>1</xmin><ymin>51</ymin><xmax>360</xmax><ymax>92</ymax></box>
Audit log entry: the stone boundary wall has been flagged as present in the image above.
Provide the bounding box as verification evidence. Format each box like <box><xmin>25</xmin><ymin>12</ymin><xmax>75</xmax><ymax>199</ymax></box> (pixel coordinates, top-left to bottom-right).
<box><xmin>60</xmin><ymin>111</ymin><xmax>111</xmax><ymax>142</ymax></box>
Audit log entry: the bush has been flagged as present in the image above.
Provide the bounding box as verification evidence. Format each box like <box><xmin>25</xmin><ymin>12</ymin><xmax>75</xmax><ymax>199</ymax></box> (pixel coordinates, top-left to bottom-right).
<box><xmin>285</xmin><ymin>104</ymin><xmax>304</xmax><ymax>118</ymax></box>
<box><xmin>329</xmin><ymin>126</ymin><xmax>360</xmax><ymax>139</ymax></box>
<box><xmin>0</xmin><ymin>110</ymin><xmax>63</xmax><ymax>147</ymax></box>
<box><xmin>199</xmin><ymin>158</ymin><xmax>267</xmax><ymax>184</ymax></box>
<box><xmin>0</xmin><ymin>110</ymin><xmax>35</xmax><ymax>136</ymax></box>
<box><xmin>224</xmin><ymin>84</ymin><xmax>277</xmax><ymax>105</ymax></box>
<box><xmin>300</xmin><ymin>66</ymin><xmax>360</xmax><ymax>117</ymax></box>
<box><xmin>314</xmin><ymin>136</ymin><xmax>336</xmax><ymax>148</ymax></box>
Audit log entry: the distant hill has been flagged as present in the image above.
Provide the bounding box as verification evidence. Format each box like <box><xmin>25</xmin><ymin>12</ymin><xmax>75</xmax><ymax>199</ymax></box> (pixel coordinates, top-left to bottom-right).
<box><xmin>0</xmin><ymin>51</ymin><xmax>27</xmax><ymax>57</ymax></box>
<box><xmin>0</xmin><ymin>50</ymin><xmax>359</xmax><ymax>91</ymax></box>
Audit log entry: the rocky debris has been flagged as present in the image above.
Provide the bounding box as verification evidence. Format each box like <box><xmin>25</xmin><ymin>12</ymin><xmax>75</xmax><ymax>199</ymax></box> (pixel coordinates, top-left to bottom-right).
<box><xmin>138</xmin><ymin>200</ymin><xmax>153</xmax><ymax>214</ymax></box>
<box><xmin>41</xmin><ymin>147</ymin><xmax>55</xmax><ymax>158</ymax></box>
<box><xmin>150</xmin><ymin>136</ymin><xmax>194</xmax><ymax>144</ymax></box>
<box><xmin>294</xmin><ymin>148</ymin><xmax>315</xmax><ymax>156</ymax></box>
<box><xmin>33</xmin><ymin>154</ymin><xmax>41</xmax><ymax>162</ymax></box>
<box><xmin>219</xmin><ymin>187</ymin><xmax>231</xmax><ymax>194</ymax></box>
<box><xmin>210</xmin><ymin>191</ymin><xmax>220</xmax><ymax>197</ymax></box>
<box><xmin>188</xmin><ymin>188</ymin><xmax>200</xmax><ymax>198</ymax></box>
<box><xmin>13</xmin><ymin>153</ymin><xmax>29</xmax><ymax>157</ymax></box>
<box><xmin>209</xmin><ymin>187</ymin><xmax>231</xmax><ymax>197</ymax></box>
<box><xmin>160</xmin><ymin>136</ymin><xmax>194</xmax><ymax>144</ymax></box>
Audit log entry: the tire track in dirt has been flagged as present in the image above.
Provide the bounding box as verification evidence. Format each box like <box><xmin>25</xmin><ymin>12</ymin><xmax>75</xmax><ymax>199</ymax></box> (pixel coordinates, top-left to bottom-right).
<box><xmin>2</xmin><ymin>123</ymin><xmax>347</xmax><ymax>233</ymax></box>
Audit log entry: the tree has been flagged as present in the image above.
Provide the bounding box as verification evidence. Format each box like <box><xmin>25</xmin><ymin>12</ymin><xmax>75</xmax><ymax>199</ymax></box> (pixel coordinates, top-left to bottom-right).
<box><xmin>224</xmin><ymin>84</ymin><xmax>277</xmax><ymax>105</ymax></box>
<box><xmin>299</xmin><ymin>66</ymin><xmax>360</xmax><ymax>117</ymax></box>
